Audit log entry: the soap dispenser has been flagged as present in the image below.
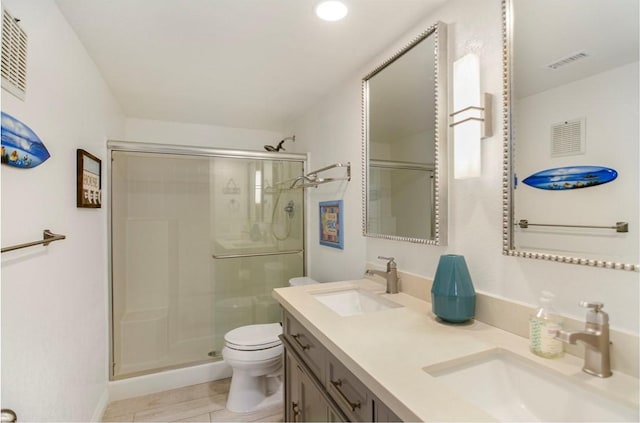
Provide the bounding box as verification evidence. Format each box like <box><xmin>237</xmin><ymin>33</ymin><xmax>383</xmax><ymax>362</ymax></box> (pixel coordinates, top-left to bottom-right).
<box><xmin>529</xmin><ymin>291</ymin><xmax>564</xmax><ymax>358</ymax></box>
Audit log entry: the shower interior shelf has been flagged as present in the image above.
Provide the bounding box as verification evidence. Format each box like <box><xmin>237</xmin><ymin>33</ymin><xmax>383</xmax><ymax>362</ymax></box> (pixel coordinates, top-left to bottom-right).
<box><xmin>284</xmin><ymin>162</ymin><xmax>351</xmax><ymax>189</ymax></box>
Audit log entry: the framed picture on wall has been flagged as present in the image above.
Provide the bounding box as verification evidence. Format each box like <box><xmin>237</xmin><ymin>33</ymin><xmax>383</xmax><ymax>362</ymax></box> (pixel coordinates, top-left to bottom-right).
<box><xmin>319</xmin><ymin>200</ymin><xmax>343</xmax><ymax>249</ymax></box>
<box><xmin>77</xmin><ymin>149</ymin><xmax>102</xmax><ymax>208</ymax></box>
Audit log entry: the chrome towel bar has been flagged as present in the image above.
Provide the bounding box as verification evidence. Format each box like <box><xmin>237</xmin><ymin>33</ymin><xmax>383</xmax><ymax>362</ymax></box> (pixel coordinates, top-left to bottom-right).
<box><xmin>517</xmin><ymin>220</ymin><xmax>629</xmax><ymax>233</ymax></box>
<box><xmin>1</xmin><ymin>229</ymin><xmax>66</xmax><ymax>254</ymax></box>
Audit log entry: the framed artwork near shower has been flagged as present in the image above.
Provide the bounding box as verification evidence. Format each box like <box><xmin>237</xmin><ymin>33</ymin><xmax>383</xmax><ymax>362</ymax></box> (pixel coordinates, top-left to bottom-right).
<box><xmin>77</xmin><ymin>149</ymin><xmax>102</xmax><ymax>208</ymax></box>
<box><xmin>319</xmin><ymin>200</ymin><xmax>343</xmax><ymax>249</ymax></box>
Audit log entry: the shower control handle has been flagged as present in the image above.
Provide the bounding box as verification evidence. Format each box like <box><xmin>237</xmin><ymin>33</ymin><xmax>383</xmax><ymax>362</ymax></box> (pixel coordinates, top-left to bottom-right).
<box><xmin>284</xmin><ymin>200</ymin><xmax>295</xmax><ymax>218</ymax></box>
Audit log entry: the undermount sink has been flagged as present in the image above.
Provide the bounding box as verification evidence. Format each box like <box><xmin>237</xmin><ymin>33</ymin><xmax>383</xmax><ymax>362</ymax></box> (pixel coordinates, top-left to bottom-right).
<box><xmin>423</xmin><ymin>348</ymin><xmax>639</xmax><ymax>422</ymax></box>
<box><xmin>312</xmin><ymin>289</ymin><xmax>402</xmax><ymax>317</ymax></box>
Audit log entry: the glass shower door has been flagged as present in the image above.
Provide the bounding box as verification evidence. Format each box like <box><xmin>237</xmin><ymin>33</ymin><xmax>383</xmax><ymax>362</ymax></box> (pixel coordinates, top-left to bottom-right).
<box><xmin>111</xmin><ymin>150</ymin><xmax>304</xmax><ymax>379</ymax></box>
<box><xmin>208</xmin><ymin>156</ymin><xmax>304</xmax><ymax>356</ymax></box>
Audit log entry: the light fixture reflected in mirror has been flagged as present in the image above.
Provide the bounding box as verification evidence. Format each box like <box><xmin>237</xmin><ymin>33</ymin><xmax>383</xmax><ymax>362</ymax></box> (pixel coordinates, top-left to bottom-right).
<box><xmin>450</xmin><ymin>53</ymin><xmax>492</xmax><ymax>179</ymax></box>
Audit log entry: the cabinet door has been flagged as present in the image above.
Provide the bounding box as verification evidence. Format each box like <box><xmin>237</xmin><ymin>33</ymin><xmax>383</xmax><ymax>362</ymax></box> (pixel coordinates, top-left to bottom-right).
<box><xmin>298</xmin><ymin>361</ymin><xmax>330</xmax><ymax>422</ymax></box>
<box><xmin>284</xmin><ymin>349</ymin><xmax>300</xmax><ymax>422</ymax></box>
<box><xmin>285</xmin><ymin>347</ymin><xmax>331</xmax><ymax>422</ymax></box>
<box><xmin>326</xmin><ymin>356</ymin><xmax>372</xmax><ymax>421</ymax></box>
<box><xmin>373</xmin><ymin>399</ymin><xmax>403</xmax><ymax>422</ymax></box>
<box><xmin>285</xmin><ymin>346</ymin><xmax>347</xmax><ymax>422</ymax></box>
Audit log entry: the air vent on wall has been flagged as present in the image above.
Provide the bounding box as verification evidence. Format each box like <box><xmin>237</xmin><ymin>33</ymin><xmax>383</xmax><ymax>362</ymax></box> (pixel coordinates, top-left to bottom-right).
<box><xmin>545</xmin><ymin>52</ymin><xmax>589</xmax><ymax>70</ymax></box>
<box><xmin>1</xmin><ymin>8</ymin><xmax>27</xmax><ymax>100</ymax></box>
<box><xmin>551</xmin><ymin>118</ymin><xmax>585</xmax><ymax>157</ymax></box>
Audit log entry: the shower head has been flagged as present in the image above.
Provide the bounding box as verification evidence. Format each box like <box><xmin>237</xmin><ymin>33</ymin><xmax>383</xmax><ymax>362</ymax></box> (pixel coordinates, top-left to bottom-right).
<box><xmin>264</xmin><ymin>135</ymin><xmax>296</xmax><ymax>152</ymax></box>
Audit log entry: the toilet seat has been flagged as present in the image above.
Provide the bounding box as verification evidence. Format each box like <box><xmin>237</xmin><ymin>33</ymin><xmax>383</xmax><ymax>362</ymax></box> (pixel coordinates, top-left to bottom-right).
<box><xmin>224</xmin><ymin>323</ymin><xmax>282</xmax><ymax>351</ymax></box>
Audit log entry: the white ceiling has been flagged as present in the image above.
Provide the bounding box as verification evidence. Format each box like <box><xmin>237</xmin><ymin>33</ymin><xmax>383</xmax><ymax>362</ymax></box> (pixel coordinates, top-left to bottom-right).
<box><xmin>55</xmin><ymin>0</ymin><xmax>447</xmax><ymax>131</ymax></box>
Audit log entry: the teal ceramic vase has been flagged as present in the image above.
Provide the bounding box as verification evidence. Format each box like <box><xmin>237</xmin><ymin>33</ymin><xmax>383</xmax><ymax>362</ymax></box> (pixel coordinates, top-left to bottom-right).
<box><xmin>431</xmin><ymin>254</ymin><xmax>476</xmax><ymax>323</ymax></box>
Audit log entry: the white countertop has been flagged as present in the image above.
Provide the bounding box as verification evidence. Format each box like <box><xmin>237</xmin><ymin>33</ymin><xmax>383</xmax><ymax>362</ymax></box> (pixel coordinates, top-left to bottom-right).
<box><xmin>273</xmin><ymin>278</ymin><xmax>640</xmax><ymax>422</ymax></box>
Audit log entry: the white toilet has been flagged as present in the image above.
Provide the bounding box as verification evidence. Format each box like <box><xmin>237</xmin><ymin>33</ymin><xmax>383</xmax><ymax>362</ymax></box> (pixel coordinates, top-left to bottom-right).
<box><xmin>222</xmin><ymin>323</ymin><xmax>284</xmax><ymax>412</ymax></box>
<box><xmin>222</xmin><ymin>276</ymin><xmax>318</xmax><ymax>413</ymax></box>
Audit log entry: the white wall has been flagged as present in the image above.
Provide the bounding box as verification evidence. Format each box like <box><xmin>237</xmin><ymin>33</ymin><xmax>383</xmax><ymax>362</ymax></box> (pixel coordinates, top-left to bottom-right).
<box><xmin>124</xmin><ymin>117</ymin><xmax>283</xmax><ymax>150</ymax></box>
<box><xmin>290</xmin><ymin>0</ymin><xmax>640</xmax><ymax>334</ymax></box>
<box><xmin>287</xmin><ymin>81</ymin><xmax>365</xmax><ymax>282</ymax></box>
<box><xmin>0</xmin><ymin>0</ymin><xmax>125</xmax><ymax>421</ymax></box>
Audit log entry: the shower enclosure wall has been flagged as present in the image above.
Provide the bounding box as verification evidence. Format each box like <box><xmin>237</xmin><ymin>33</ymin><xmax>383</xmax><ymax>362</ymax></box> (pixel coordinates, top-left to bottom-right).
<box><xmin>109</xmin><ymin>142</ymin><xmax>305</xmax><ymax>379</ymax></box>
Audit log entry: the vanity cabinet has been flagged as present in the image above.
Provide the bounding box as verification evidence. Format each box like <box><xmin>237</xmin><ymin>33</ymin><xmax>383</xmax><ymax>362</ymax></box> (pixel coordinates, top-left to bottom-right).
<box><xmin>284</xmin><ymin>345</ymin><xmax>347</xmax><ymax>422</ymax></box>
<box><xmin>282</xmin><ymin>310</ymin><xmax>402</xmax><ymax>422</ymax></box>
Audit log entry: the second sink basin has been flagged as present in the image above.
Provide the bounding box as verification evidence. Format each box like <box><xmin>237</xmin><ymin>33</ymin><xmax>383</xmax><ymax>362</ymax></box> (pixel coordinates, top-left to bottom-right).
<box><xmin>312</xmin><ymin>288</ymin><xmax>401</xmax><ymax>317</ymax></box>
<box><xmin>423</xmin><ymin>348</ymin><xmax>638</xmax><ymax>422</ymax></box>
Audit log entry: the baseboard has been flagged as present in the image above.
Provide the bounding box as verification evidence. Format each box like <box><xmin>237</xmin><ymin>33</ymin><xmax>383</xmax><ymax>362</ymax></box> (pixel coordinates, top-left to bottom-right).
<box><xmin>91</xmin><ymin>388</ymin><xmax>110</xmax><ymax>422</ymax></box>
<box><xmin>108</xmin><ymin>360</ymin><xmax>232</xmax><ymax>401</ymax></box>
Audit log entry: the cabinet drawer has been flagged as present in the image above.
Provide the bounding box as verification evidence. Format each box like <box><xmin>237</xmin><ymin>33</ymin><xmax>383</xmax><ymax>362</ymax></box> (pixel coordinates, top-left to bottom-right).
<box><xmin>326</xmin><ymin>355</ymin><xmax>372</xmax><ymax>422</ymax></box>
<box><xmin>283</xmin><ymin>311</ymin><xmax>326</xmax><ymax>384</ymax></box>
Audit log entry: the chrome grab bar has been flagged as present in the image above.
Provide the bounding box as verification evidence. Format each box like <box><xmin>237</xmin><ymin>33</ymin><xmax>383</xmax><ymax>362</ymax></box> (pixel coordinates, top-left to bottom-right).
<box><xmin>212</xmin><ymin>249</ymin><xmax>303</xmax><ymax>259</ymax></box>
<box><xmin>1</xmin><ymin>229</ymin><xmax>66</xmax><ymax>254</ymax></box>
<box><xmin>285</xmin><ymin>162</ymin><xmax>351</xmax><ymax>189</ymax></box>
<box><xmin>330</xmin><ymin>379</ymin><xmax>361</xmax><ymax>412</ymax></box>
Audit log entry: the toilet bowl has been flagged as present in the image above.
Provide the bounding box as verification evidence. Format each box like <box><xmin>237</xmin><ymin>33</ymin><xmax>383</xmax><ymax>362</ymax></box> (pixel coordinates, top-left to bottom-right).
<box><xmin>222</xmin><ymin>323</ymin><xmax>283</xmax><ymax>413</ymax></box>
<box><xmin>221</xmin><ymin>276</ymin><xmax>318</xmax><ymax>412</ymax></box>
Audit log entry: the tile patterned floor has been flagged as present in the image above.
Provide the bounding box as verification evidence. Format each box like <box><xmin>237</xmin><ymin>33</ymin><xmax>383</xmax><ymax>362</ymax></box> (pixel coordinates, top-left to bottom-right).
<box><xmin>102</xmin><ymin>378</ymin><xmax>283</xmax><ymax>422</ymax></box>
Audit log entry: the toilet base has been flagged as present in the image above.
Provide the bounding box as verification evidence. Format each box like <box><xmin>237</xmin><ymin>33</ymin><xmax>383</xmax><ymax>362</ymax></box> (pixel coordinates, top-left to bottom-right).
<box><xmin>226</xmin><ymin>371</ymin><xmax>283</xmax><ymax>413</ymax></box>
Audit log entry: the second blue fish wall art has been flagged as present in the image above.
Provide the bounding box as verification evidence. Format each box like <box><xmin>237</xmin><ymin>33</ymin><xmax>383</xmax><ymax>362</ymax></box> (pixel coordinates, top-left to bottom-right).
<box><xmin>522</xmin><ymin>166</ymin><xmax>618</xmax><ymax>190</ymax></box>
<box><xmin>1</xmin><ymin>112</ymin><xmax>50</xmax><ymax>168</ymax></box>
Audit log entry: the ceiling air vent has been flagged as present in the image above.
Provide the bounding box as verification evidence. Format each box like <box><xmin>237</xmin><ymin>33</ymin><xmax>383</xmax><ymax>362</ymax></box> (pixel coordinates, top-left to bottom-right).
<box><xmin>545</xmin><ymin>52</ymin><xmax>589</xmax><ymax>70</ymax></box>
<box><xmin>1</xmin><ymin>8</ymin><xmax>27</xmax><ymax>100</ymax></box>
<box><xmin>551</xmin><ymin>118</ymin><xmax>585</xmax><ymax>157</ymax></box>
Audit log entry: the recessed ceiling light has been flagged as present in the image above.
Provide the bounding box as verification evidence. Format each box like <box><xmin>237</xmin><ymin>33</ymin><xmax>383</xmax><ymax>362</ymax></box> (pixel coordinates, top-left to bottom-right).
<box><xmin>315</xmin><ymin>1</ymin><xmax>348</xmax><ymax>22</ymax></box>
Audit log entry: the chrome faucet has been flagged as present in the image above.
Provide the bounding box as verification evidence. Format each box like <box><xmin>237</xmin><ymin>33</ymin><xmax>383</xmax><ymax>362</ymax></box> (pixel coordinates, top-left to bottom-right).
<box><xmin>365</xmin><ymin>256</ymin><xmax>399</xmax><ymax>294</ymax></box>
<box><xmin>555</xmin><ymin>301</ymin><xmax>612</xmax><ymax>378</ymax></box>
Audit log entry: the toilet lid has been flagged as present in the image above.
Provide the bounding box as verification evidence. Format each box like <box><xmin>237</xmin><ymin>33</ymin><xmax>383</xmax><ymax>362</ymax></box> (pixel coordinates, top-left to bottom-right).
<box><xmin>224</xmin><ymin>323</ymin><xmax>282</xmax><ymax>350</ymax></box>
<box><xmin>289</xmin><ymin>276</ymin><xmax>318</xmax><ymax>286</ymax></box>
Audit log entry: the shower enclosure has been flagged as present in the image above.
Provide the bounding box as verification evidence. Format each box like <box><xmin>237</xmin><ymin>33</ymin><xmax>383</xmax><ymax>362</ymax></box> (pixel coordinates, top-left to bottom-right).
<box><xmin>109</xmin><ymin>142</ymin><xmax>305</xmax><ymax>379</ymax></box>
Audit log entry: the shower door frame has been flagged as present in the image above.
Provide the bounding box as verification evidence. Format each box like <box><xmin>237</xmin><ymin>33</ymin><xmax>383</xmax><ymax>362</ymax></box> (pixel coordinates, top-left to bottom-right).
<box><xmin>107</xmin><ymin>140</ymin><xmax>308</xmax><ymax>380</ymax></box>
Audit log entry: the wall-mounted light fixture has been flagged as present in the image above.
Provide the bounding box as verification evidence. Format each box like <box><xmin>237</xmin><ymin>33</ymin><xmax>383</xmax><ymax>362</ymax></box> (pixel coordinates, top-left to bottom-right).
<box><xmin>449</xmin><ymin>53</ymin><xmax>492</xmax><ymax>179</ymax></box>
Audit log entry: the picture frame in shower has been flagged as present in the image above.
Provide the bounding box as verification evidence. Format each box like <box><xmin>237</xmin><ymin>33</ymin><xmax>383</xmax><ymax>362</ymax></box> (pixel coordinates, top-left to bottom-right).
<box><xmin>76</xmin><ymin>149</ymin><xmax>102</xmax><ymax>208</ymax></box>
<box><xmin>319</xmin><ymin>200</ymin><xmax>343</xmax><ymax>249</ymax></box>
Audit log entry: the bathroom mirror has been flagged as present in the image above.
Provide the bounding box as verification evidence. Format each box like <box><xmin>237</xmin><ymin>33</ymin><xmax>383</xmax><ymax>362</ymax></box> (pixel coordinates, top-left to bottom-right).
<box><xmin>503</xmin><ymin>0</ymin><xmax>639</xmax><ymax>271</ymax></box>
<box><xmin>362</xmin><ymin>21</ymin><xmax>448</xmax><ymax>245</ymax></box>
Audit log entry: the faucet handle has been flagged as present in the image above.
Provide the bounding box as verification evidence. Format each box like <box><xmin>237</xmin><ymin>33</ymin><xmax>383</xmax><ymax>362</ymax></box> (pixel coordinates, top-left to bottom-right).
<box><xmin>579</xmin><ymin>301</ymin><xmax>608</xmax><ymax>325</ymax></box>
<box><xmin>377</xmin><ymin>256</ymin><xmax>396</xmax><ymax>270</ymax></box>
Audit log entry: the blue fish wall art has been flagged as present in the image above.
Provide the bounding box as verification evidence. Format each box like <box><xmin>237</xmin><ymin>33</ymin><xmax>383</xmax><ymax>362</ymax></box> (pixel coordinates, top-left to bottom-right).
<box><xmin>522</xmin><ymin>166</ymin><xmax>618</xmax><ymax>190</ymax></box>
<box><xmin>1</xmin><ymin>112</ymin><xmax>50</xmax><ymax>168</ymax></box>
